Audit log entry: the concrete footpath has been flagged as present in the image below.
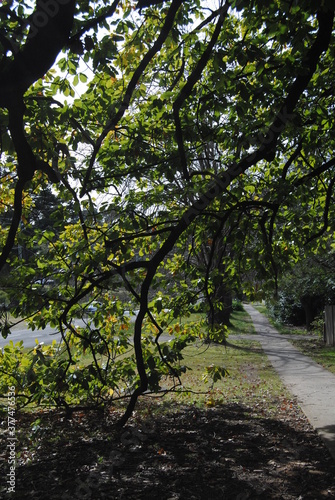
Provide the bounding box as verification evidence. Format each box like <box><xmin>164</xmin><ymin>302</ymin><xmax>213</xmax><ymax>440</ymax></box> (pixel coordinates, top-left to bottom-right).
<box><xmin>242</xmin><ymin>303</ymin><xmax>335</xmax><ymax>461</ymax></box>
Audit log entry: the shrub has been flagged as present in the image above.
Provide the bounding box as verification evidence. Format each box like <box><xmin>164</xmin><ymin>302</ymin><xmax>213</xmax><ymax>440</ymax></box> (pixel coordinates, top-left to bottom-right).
<box><xmin>310</xmin><ymin>313</ymin><xmax>325</xmax><ymax>338</ymax></box>
<box><xmin>232</xmin><ymin>299</ymin><xmax>244</xmax><ymax>312</ymax></box>
<box><xmin>266</xmin><ymin>292</ymin><xmax>305</xmax><ymax>326</ymax></box>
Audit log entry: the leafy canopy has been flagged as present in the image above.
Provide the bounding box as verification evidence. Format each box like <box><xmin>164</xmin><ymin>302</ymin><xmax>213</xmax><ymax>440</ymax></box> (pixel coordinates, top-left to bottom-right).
<box><xmin>0</xmin><ymin>0</ymin><xmax>334</xmax><ymax>422</ymax></box>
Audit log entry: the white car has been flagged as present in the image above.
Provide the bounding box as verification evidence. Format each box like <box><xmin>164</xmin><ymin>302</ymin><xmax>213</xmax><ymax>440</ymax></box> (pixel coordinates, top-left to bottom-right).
<box><xmin>85</xmin><ymin>301</ymin><xmax>101</xmax><ymax>313</ymax></box>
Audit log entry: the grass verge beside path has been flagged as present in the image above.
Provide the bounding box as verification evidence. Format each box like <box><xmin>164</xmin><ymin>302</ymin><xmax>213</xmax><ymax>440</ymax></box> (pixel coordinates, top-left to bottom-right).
<box><xmin>162</xmin><ymin>305</ymin><xmax>263</xmax><ymax>407</ymax></box>
<box><xmin>168</xmin><ymin>338</ymin><xmax>291</xmax><ymax>412</ymax></box>
<box><xmin>252</xmin><ymin>303</ymin><xmax>335</xmax><ymax>375</ymax></box>
<box><xmin>252</xmin><ymin>303</ymin><xmax>309</xmax><ymax>336</ymax></box>
<box><xmin>227</xmin><ymin>306</ymin><xmax>256</xmax><ymax>335</ymax></box>
<box><xmin>289</xmin><ymin>337</ymin><xmax>335</xmax><ymax>375</ymax></box>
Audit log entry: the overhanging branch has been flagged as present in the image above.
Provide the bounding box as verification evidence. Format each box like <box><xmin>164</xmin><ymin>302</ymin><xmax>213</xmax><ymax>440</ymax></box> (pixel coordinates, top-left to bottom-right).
<box><xmin>119</xmin><ymin>5</ymin><xmax>334</xmax><ymax>424</ymax></box>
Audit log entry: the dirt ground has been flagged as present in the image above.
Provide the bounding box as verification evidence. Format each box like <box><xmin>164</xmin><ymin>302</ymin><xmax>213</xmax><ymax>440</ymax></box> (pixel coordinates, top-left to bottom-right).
<box><xmin>1</xmin><ymin>397</ymin><xmax>335</xmax><ymax>499</ymax></box>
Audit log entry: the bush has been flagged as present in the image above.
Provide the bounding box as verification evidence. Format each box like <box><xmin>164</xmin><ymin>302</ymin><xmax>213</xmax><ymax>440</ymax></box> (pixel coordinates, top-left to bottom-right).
<box><xmin>266</xmin><ymin>292</ymin><xmax>305</xmax><ymax>326</ymax></box>
<box><xmin>310</xmin><ymin>313</ymin><xmax>325</xmax><ymax>338</ymax></box>
<box><xmin>232</xmin><ymin>299</ymin><xmax>244</xmax><ymax>312</ymax></box>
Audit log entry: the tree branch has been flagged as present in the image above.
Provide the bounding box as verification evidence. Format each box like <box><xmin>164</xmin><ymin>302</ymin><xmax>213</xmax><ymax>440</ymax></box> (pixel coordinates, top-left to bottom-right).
<box><xmin>173</xmin><ymin>2</ymin><xmax>229</xmax><ymax>180</ymax></box>
<box><xmin>0</xmin><ymin>0</ymin><xmax>76</xmax><ymax>105</ymax></box>
<box><xmin>0</xmin><ymin>179</ymin><xmax>25</xmax><ymax>270</ymax></box>
<box><xmin>118</xmin><ymin>5</ymin><xmax>335</xmax><ymax>424</ymax></box>
<box><xmin>305</xmin><ymin>177</ymin><xmax>335</xmax><ymax>245</ymax></box>
<box><xmin>80</xmin><ymin>0</ymin><xmax>183</xmax><ymax>196</ymax></box>
<box><xmin>69</xmin><ymin>0</ymin><xmax>120</xmax><ymax>44</ymax></box>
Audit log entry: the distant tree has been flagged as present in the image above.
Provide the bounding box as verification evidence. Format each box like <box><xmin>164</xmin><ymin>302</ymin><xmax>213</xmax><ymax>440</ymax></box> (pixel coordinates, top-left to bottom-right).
<box><xmin>267</xmin><ymin>253</ymin><xmax>335</xmax><ymax>330</ymax></box>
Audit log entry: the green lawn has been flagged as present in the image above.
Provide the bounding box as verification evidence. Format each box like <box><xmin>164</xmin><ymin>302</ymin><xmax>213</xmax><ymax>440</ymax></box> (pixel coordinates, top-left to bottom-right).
<box><xmin>160</xmin><ymin>335</ymin><xmax>290</xmax><ymax>411</ymax></box>
<box><xmin>144</xmin><ymin>305</ymin><xmax>281</xmax><ymax>409</ymax></box>
<box><xmin>289</xmin><ymin>338</ymin><xmax>335</xmax><ymax>375</ymax></box>
<box><xmin>227</xmin><ymin>307</ymin><xmax>256</xmax><ymax>335</ymax></box>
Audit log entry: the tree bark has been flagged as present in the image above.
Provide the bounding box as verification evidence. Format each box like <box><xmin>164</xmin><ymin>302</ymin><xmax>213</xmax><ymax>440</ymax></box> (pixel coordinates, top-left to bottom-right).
<box><xmin>208</xmin><ymin>285</ymin><xmax>233</xmax><ymax>327</ymax></box>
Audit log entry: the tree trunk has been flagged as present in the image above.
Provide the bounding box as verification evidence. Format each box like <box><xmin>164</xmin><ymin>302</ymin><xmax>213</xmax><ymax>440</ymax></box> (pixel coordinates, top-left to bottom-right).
<box><xmin>208</xmin><ymin>284</ymin><xmax>232</xmax><ymax>327</ymax></box>
<box><xmin>301</xmin><ymin>296</ymin><xmax>315</xmax><ymax>331</ymax></box>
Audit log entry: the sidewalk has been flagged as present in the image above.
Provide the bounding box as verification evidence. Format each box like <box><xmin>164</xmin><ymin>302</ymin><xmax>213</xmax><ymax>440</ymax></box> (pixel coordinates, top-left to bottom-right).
<box><xmin>243</xmin><ymin>303</ymin><xmax>335</xmax><ymax>461</ymax></box>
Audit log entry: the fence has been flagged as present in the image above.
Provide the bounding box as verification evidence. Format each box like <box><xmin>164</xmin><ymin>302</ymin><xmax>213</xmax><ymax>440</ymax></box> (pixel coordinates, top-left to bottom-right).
<box><xmin>324</xmin><ymin>305</ymin><xmax>335</xmax><ymax>346</ymax></box>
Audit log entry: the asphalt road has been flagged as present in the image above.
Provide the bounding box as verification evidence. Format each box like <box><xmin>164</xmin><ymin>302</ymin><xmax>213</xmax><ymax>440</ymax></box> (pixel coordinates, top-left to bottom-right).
<box><xmin>0</xmin><ymin>314</ymin><xmax>172</xmax><ymax>348</ymax></box>
<box><xmin>1</xmin><ymin>323</ymin><xmax>72</xmax><ymax>348</ymax></box>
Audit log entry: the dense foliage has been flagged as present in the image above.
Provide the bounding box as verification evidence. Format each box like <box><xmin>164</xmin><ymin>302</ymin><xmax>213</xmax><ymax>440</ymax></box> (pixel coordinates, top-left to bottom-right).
<box><xmin>0</xmin><ymin>0</ymin><xmax>334</xmax><ymax>421</ymax></box>
<box><xmin>266</xmin><ymin>254</ymin><xmax>335</xmax><ymax>329</ymax></box>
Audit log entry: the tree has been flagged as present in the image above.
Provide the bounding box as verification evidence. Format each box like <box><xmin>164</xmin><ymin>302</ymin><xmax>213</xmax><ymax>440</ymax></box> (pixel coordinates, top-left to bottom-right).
<box><xmin>1</xmin><ymin>0</ymin><xmax>335</xmax><ymax>424</ymax></box>
<box><xmin>266</xmin><ymin>252</ymin><xmax>335</xmax><ymax>330</ymax></box>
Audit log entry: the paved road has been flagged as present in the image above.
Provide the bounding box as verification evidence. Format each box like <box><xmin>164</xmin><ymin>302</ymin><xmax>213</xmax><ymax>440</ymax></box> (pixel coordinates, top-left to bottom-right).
<box><xmin>0</xmin><ymin>315</ymin><xmax>171</xmax><ymax>348</ymax></box>
<box><xmin>243</xmin><ymin>303</ymin><xmax>335</xmax><ymax>461</ymax></box>
<box><xmin>0</xmin><ymin>324</ymin><xmax>62</xmax><ymax>348</ymax></box>
<box><xmin>0</xmin><ymin>311</ymin><xmax>141</xmax><ymax>348</ymax></box>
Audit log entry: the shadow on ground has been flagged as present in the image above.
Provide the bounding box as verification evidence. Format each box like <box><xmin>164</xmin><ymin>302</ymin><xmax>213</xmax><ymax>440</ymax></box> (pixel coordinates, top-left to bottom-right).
<box><xmin>1</xmin><ymin>401</ymin><xmax>335</xmax><ymax>499</ymax></box>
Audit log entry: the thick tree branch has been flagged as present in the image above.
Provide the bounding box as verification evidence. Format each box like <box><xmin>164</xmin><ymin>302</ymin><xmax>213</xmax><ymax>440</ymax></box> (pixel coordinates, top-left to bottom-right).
<box><xmin>0</xmin><ymin>180</ymin><xmax>25</xmax><ymax>270</ymax></box>
<box><xmin>261</xmin><ymin>8</ymin><xmax>334</xmax><ymax>157</ymax></box>
<box><xmin>7</xmin><ymin>99</ymin><xmax>35</xmax><ymax>182</ymax></box>
<box><xmin>293</xmin><ymin>157</ymin><xmax>335</xmax><ymax>188</ymax></box>
<box><xmin>0</xmin><ymin>1</ymin><xmax>77</xmax><ymax>272</ymax></box>
<box><xmin>0</xmin><ymin>0</ymin><xmax>76</xmax><ymax>105</ymax></box>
